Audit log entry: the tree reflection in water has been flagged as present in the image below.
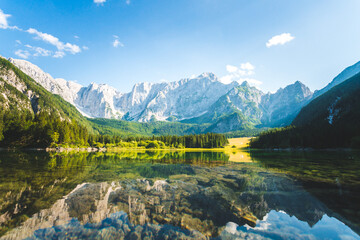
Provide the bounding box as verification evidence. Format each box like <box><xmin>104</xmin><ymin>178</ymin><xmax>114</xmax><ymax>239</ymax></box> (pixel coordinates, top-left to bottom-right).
<box><xmin>0</xmin><ymin>150</ymin><xmax>359</xmax><ymax>239</ymax></box>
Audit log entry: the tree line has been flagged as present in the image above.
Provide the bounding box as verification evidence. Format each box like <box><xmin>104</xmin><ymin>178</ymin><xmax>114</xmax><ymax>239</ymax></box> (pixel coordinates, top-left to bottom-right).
<box><xmin>89</xmin><ymin>132</ymin><xmax>228</xmax><ymax>149</ymax></box>
<box><xmin>0</xmin><ymin>108</ymin><xmax>228</xmax><ymax>149</ymax></box>
<box><xmin>250</xmin><ymin>125</ymin><xmax>360</xmax><ymax>149</ymax></box>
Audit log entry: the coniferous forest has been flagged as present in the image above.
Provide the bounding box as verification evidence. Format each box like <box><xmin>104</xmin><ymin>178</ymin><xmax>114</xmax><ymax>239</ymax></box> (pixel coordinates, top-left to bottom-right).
<box><xmin>0</xmin><ymin>57</ymin><xmax>228</xmax><ymax>149</ymax></box>
<box><xmin>0</xmin><ymin>106</ymin><xmax>228</xmax><ymax>149</ymax></box>
<box><xmin>250</xmin><ymin>72</ymin><xmax>360</xmax><ymax>149</ymax></box>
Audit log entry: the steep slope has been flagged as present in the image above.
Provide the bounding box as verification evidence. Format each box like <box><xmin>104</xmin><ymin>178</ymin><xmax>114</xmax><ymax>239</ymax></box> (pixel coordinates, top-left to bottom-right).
<box><xmin>206</xmin><ymin>112</ymin><xmax>254</xmax><ymax>133</ymax></box>
<box><xmin>10</xmin><ymin>57</ymin><xmax>241</xmax><ymax>122</ymax></box>
<box><xmin>8</xmin><ymin>58</ymin><xmax>82</xmax><ymax>106</ymax></box>
<box><xmin>183</xmin><ymin>82</ymin><xmax>263</xmax><ymax>125</ymax></box>
<box><xmin>76</xmin><ymin>82</ymin><xmax>123</xmax><ymax>118</ymax></box>
<box><xmin>119</xmin><ymin>73</ymin><xmax>239</xmax><ymax>122</ymax></box>
<box><xmin>184</xmin><ymin>81</ymin><xmax>313</xmax><ymax>129</ymax></box>
<box><xmin>261</xmin><ymin>81</ymin><xmax>313</xmax><ymax>126</ymax></box>
<box><xmin>8</xmin><ymin>57</ymin><xmax>314</xmax><ymax>132</ymax></box>
<box><xmin>78</xmin><ymin>73</ymin><xmax>239</xmax><ymax>122</ymax></box>
<box><xmin>251</xmin><ymin>73</ymin><xmax>360</xmax><ymax>148</ymax></box>
<box><xmin>0</xmin><ymin>57</ymin><xmax>93</xmax><ymax>147</ymax></box>
<box><xmin>313</xmin><ymin>60</ymin><xmax>360</xmax><ymax>99</ymax></box>
<box><xmin>293</xmin><ymin>73</ymin><xmax>360</xmax><ymax>129</ymax></box>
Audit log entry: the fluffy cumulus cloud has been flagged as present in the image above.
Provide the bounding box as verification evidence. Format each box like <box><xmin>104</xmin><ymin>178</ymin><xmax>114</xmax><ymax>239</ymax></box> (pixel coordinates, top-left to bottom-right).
<box><xmin>240</xmin><ymin>62</ymin><xmax>255</xmax><ymax>71</ymax></box>
<box><xmin>0</xmin><ymin>9</ymin><xmax>11</xmax><ymax>29</ymax></box>
<box><xmin>266</xmin><ymin>33</ymin><xmax>295</xmax><ymax>48</ymax></box>
<box><xmin>220</xmin><ymin>62</ymin><xmax>262</xmax><ymax>87</ymax></box>
<box><xmin>113</xmin><ymin>35</ymin><xmax>124</xmax><ymax>48</ymax></box>
<box><xmin>0</xmin><ymin>9</ymin><xmax>19</xmax><ymax>30</ymax></box>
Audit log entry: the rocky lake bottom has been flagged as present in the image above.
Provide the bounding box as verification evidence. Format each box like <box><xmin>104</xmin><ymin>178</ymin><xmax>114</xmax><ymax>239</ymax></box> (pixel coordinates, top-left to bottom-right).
<box><xmin>0</xmin><ymin>150</ymin><xmax>359</xmax><ymax>239</ymax></box>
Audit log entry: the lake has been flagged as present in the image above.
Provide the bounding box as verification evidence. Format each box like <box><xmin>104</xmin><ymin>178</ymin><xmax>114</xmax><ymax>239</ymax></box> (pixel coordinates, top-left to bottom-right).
<box><xmin>0</xmin><ymin>150</ymin><xmax>359</xmax><ymax>239</ymax></box>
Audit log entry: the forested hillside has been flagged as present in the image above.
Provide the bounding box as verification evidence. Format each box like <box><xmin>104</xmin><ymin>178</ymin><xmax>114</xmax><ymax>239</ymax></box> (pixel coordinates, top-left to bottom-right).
<box><xmin>0</xmin><ymin>57</ymin><xmax>229</xmax><ymax>148</ymax></box>
<box><xmin>250</xmin><ymin>72</ymin><xmax>360</xmax><ymax>149</ymax></box>
<box><xmin>0</xmin><ymin>57</ymin><xmax>92</xmax><ymax>147</ymax></box>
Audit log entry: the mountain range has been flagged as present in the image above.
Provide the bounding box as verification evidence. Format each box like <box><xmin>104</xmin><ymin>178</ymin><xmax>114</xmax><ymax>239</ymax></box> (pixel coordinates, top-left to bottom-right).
<box><xmin>250</xmin><ymin>62</ymin><xmax>360</xmax><ymax>148</ymax></box>
<box><xmin>9</xmin><ymin>58</ymin><xmax>317</xmax><ymax>130</ymax></box>
<box><xmin>2</xmin><ymin>55</ymin><xmax>360</xmax><ymax>137</ymax></box>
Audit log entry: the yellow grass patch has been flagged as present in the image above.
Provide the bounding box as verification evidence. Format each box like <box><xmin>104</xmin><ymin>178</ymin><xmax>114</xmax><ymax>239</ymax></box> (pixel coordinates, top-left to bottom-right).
<box><xmin>227</xmin><ymin>137</ymin><xmax>252</xmax><ymax>149</ymax></box>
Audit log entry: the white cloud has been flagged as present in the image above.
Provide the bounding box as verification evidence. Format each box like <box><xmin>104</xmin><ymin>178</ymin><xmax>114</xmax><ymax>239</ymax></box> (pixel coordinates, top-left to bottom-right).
<box><xmin>240</xmin><ymin>78</ymin><xmax>262</xmax><ymax>86</ymax></box>
<box><xmin>27</xmin><ymin>28</ymin><xmax>81</xmax><ymax>56</ymax></box>
<box><xmin>74</xmin><ymin>35</ymin><xmax>80</xmax><ymax>39</ymax></box>
<box><xmin>2</xmin><ymin>9</ymin><xmax>82</xmax><ymax>59</ymax></box>
<box><xmin>53</xmin><ymin>51</ymin><xmax>66</xmax><ymax>58</ymax></box>
<box><xmin>113</xmin><ymin>36</ymin><xmax>124</xmax><ymax>48</ymax></box>
<box><xmin>82</xmin><ymin>46</ymin><xmax>89</xmax><ymax>50</ymax></box>
<box><xmin>0</xmin><ymin>9</ymin><xmax>11</xmax><ymax>29</ymax></box>
<box><xmin>0</xmin><ymin>9</ymin><xmax>20</xmax><ymax>30</ymax></box>
<box><xmin>240</xmin><ymin>62</ymin><xmax>255</xmax><ymax>71</ymax></box>
<box><xmin>94</xmin><ymin>0</ymin><xmax>106</xmax><ymax>4</ymax></box>
<box><xmin>226</xmin><ymin>65</ymin><xmax>238</xmax><ymax>73</ymax></box>
<box><xmin>113</xmin><ymin>39</ymin><xmax>124</xmax><ymax>47</ymax></box>
<box><xmin>266</xmin><ymin>33</ymin><xmax>295</xmax><ymax>48</ymax></box>
<box><xmin>220</xmin><ymin>62</ymin><xmax>262</xmax><ymax>87</ymax></box>
<box><xmin>94</xmin><ymin>0</ymin><xmax>130</xmax><ymax>5</ymax></box>
<box><xmin>25</xmin><ymin>44</ymin><xmax>51</xmax><ymax>57</ymax></box>
<box><xmin>220</xmin><ymin>74</ymin><xmax>234</xmax><ymax>84</ymax></box>
<box><xmin>14</xmin><ymin>49</ymin><xmax>30</xmax><ymax>59</ymax></box>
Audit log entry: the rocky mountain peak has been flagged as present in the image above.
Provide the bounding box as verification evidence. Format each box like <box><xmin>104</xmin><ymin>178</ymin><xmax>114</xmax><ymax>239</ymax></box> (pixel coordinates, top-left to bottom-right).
<box><xmin>240</xmin><ymin>81</ymin><xmax>251</xmax><ymax>87</ymax></box>
<box><xmin>198</xmin><ymin>72</ymin><xmax>217</xmax><ymax>81</ymax></box>
<box><xmin>9</xmin><ymin>57</ymin><xmax>82</xmax><ymax>105</ymax></box>
<box><xmin>6</xmin><ymin>56</ymin><xmax>319</xmax><ymax>127</ymax></box>
<box><xmin>278</xmin><ymin>80</ymin><xmax>312</xmax><ymax>98</ymax></box>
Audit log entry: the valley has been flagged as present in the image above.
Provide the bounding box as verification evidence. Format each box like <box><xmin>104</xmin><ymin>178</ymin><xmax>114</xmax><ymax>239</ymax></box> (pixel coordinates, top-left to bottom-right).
<box><xmin>1</xmin><ymin>2</ymin><xmax>359</xmax><ymax>240</ymax></box>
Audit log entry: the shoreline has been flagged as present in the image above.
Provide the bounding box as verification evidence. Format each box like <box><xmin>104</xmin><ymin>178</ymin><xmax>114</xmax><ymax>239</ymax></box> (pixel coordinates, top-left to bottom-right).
<box><xmin>0</xmin><ymin>146</ymin><xmax>358</xmax><ymax>153</ymax></box>
<box><xmin>0</xmin><ymin>146</ymin><xmax>234</xmax><ymax>153</ymax></box>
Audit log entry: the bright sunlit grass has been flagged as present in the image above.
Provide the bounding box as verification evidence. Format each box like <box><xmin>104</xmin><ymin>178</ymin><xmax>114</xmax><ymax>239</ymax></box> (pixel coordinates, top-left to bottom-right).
<box><xmin>227</xmin><ymin>137</ymin><xmax>252</xmax><ymax>149</ymax></box>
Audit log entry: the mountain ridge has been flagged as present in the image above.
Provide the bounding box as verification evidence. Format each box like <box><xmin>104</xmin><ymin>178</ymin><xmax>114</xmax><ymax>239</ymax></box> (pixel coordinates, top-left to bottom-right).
<box><xmin>8</xmin><ymin>57</ymin><xmax>314</xmax><ymax>128</ymax></box>
<box><xmin>3</xmin><ymin>55</ymin><xmax>360</xmax><ymax>139</ymax></box>
<box><xmin>0</xmin><ymin>57</ymin><xmax>94</xmax><ymax>147</ymax></box>
<box><xmin>250</xmin><ymin>71</ymin><xmax>360</xmax><ymax>148</ymax></box>
<box><xmin>313</xmin><ymin>60</ymin><xmax>360</xmax><ymax>99</ymax></box>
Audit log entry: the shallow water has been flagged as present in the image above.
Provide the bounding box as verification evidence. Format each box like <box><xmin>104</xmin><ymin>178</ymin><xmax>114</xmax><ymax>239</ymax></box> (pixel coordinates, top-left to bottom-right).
<box><xmin>0</xmin><ymin>150</ymin><xmax>359</xmax><ymax>239</ymax></box>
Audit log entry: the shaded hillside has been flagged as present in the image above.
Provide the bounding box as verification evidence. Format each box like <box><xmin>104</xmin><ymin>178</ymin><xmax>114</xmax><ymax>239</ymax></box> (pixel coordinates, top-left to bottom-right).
<box><xmin>250</xmin><ymin>72</ymin><xmax>360</xmax><ymax>149</ymax></box>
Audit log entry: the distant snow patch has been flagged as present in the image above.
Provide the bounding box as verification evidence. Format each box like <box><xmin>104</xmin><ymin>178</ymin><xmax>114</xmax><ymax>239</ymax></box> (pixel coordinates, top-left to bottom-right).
<box><xmin>327</xmin><ymin>97</ymin><xmax>341</xmax><ymax>125</ymax></box>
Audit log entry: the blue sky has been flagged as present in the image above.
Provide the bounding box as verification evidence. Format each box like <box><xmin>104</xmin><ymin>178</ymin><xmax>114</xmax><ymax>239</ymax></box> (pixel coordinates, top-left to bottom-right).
<box><xmin>1</xmin><ymin>0</ymin><xmax>360</xmax><ymax>93</ymax></box>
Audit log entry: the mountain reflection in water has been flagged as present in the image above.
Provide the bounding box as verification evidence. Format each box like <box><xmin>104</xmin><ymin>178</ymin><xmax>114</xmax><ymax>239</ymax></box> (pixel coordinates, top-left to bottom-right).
<box><xmin>0</xmin><ymin>150</ymin><xmax>359</xmax><ymax>239</ymax></box>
